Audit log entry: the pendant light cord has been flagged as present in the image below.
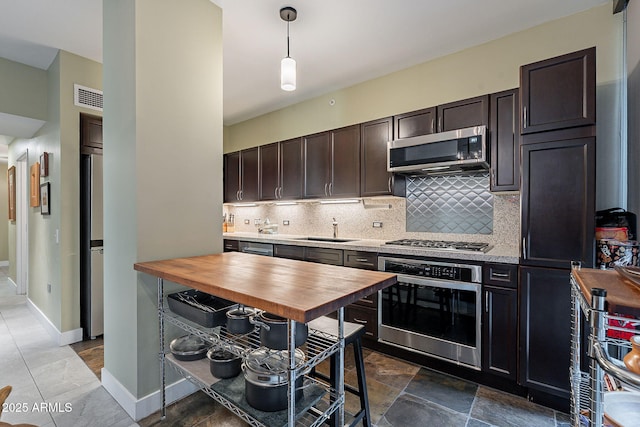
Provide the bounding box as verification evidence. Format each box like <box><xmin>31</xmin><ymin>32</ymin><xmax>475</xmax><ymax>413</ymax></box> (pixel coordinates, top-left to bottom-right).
<box><xmin>286</xmin><ymin>18</ymin><xmax>291</xmax><ymax>58</ymax></box>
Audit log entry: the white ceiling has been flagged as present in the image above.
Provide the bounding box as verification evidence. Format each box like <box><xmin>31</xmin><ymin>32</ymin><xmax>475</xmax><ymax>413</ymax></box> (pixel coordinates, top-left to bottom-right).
<box><xmin>0</xmin><ymin>0</ymin><xmax>609</xmax><ymax>134</ymax></box>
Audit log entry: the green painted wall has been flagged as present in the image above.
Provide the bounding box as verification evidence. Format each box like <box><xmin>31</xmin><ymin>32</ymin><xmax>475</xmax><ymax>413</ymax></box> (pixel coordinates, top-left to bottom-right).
<box><xmin>0</xmin><ymin>57</ymin><xmax>47</xmax><ymax>121</ymax></box>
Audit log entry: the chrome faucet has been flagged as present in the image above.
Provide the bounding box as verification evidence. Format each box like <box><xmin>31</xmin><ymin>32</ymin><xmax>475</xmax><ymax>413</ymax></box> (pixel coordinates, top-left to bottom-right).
<box><xmin>332</xmin><ymin>217</ymin><xmax>338</xmax><ymax>238</ymax></box>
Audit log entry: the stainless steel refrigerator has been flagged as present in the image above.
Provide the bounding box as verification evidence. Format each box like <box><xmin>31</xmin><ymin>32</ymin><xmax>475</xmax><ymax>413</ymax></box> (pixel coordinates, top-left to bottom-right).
<box><xmin>81</xmin><ymin>153</ymin><xmax>103</xmax><ymax>338</ymax></box>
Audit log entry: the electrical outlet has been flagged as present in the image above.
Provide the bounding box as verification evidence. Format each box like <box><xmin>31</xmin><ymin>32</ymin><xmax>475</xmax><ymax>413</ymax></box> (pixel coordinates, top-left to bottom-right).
<box><xmin>373</xmin><ymin>221</ymin><xmax>383</xmax><ymax>228</ymax></box>
<box><xmin>244</xmin><ymin>219</ymin><xmax>250</xmax><ymax>225</ymax></box>
<box><xmin>283</xmin><ymin>220</ymin><xmax>290</xmax><ymax>226</ymax></box>
<box><xmin>47</xmin><ymin>283</ymin><xmax>51</xmax><ymax>293</ymax></box>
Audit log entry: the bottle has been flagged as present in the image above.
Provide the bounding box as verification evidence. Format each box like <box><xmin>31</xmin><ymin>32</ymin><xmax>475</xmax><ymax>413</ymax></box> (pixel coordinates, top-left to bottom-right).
<box><xmin>227</xmin><ymin>214</ymin><xmax>235</xmax><ymax>233</ymax></box>
<box><xmin>623</xmin><ymin>335</ymin><xmax>640</xmax><ymax>375</ymax></box>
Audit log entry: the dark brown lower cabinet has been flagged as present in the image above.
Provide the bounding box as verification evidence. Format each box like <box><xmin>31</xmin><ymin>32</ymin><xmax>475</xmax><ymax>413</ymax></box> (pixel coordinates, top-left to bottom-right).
<box><xmin>482</xmin><ymin>284</ymin><xmax>517</xmax><ymax>380</ymax></box>
<box><xmin>519</xmin><ymin>266</ymin><xmax>571</xmax><ymax>399</ymax></box>
<box><xmin>482</xmin><ymin>262</ymin><xmax>518</xmax><ymax>380</ymax></box>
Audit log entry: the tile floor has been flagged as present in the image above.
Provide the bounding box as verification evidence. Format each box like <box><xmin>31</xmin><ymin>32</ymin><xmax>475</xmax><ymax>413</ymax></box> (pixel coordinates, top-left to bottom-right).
<box><xmin>0</xmin><ymin>265</ymin><xmax>571</xmax><ymax>426</ymax></box>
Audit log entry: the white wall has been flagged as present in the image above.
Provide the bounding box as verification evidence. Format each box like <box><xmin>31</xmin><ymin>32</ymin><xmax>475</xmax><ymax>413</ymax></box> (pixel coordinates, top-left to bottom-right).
<box><xmin>628</xmin><ymin>1</ymin><xmax>640</xmax><ymax>218</ymax></box>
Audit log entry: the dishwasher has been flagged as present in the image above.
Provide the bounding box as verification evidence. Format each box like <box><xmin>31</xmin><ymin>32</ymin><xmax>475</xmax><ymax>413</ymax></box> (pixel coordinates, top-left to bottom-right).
<box><xmin>238</xmin><ymin>241</ymin><xmax>274</xmax><ymax>256</ymax></box>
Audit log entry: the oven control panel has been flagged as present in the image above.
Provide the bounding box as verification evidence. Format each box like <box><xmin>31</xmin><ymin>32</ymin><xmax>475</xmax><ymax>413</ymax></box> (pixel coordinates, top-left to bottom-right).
<box><xmin>379</xmin><ymin>257</ymin><xmax>482</xmax><ymax>283</ymax></box>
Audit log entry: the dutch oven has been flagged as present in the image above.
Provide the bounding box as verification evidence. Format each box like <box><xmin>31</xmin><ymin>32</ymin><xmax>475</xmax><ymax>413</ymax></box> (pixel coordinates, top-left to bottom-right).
<box><xmin>169</xmin><ymin>335</ymin><xmax>209</xmax><ymax>361</ymax></box>
<box><xmin>225</xmin><ymin>306</ymin><xmax>256</xmax><ymax>335</ymax></box>
<box><xmin>206</xmin><ymin>347</ymin><xmax>241</xmax><ymax>379</ymax></box>
<box><xmin>252</xmin><ymin>311</ymin><xmax>308</xmax><ymax>350</ymax></box>
<box><xmin>242</xmin><ymin>347</ymin><xmax>306</xmax><ymax>412</ymax></box>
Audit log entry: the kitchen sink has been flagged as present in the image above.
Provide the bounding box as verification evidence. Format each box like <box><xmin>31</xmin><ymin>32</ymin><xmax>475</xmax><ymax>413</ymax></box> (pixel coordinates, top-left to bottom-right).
<box><xmin>295</xmin><ymin>237</ymin><xmax>357</xmax><ymax>243</ymax></box>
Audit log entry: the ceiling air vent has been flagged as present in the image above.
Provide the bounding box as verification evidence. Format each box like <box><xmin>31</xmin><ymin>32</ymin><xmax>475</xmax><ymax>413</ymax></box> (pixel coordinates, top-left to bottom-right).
<box><xmin>74</xmin><ymin>84</ymin><xmax>103</xmax><ymax>112</ymax></box>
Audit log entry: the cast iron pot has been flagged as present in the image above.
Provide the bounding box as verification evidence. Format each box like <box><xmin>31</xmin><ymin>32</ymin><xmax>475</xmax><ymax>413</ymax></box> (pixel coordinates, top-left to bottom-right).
<box><xmin>206</xmin><ymin>348</ymin><xmax>241</xmax><ymax>379</ymax></box>
<box><xmin>169</xmin><ymin>335</ymin><xmax>209</xmax><ymax>361</ymax></box>
<box><xmin>242</xmin><ymin>348</ymin><xmax>306</xmax><ymax>412</ymax></box>
<box><xmin>225</xmin><ymin>306</ymin><xmax>256</xmax><ymax>335</ymax></box>
<box><xmin>252</xmin><ymin>312</ymin><xmax>308</xmax><ymax>350</ymax></box>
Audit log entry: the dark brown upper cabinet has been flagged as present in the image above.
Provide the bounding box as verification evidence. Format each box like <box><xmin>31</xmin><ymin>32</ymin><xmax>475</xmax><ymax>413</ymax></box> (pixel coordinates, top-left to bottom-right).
<box><xmin>520</xmin><ymin>47</ymin><xmax>596</xmax><ymax>135</ymax></box>
<box><xmin>80</xmin><ymin>113</ymin><xmax>103</xmax><ymax>155</ymax></box>
<box><xmin>360</xmin><ymin>117</ymin><xmax>395</xmax><ymax>197</ymax></box>
<box><xmin>394</xmin><ymin>107</ymin><xmax>436</xmax><ymax>139</ymax></box>
<box><xmin>436</xmin><ymin>95</ymin><xmax>489</xmax><ymax>132</ymax></box>
<box><xmin>304</xmin><ymin>125</ymin><xmax>360</xmax><ymax>199</ymax></box>
<box><xmin>260</xmin><ymin>138</ymin><xmax>303</xmax><ymax>201</ymax></box>
<box><xmin>490</xmin><ymin>89</ymin><xmax>520</xmax><ymax>192</ymax></box>
<box><xmin>223</xmin><ymin>147</ymin><xmax>259</xmax><ymax>203</ymax></box>
<box><xmin>520</xmin><ymin>128</ymin><xmax>596</xmax><ymax>268</ymax></box>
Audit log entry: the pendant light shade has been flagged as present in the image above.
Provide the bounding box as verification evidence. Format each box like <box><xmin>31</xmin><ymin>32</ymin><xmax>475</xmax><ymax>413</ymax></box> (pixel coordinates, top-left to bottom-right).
<box><xmin>280</xmin><ymin>7</ymin><xmax>297</xmax><ymax>91</ymax></box>
<box><xmin>281</xmin><ymin>56</ymin><xmax>296</xmax><ymax>91</ymax></box>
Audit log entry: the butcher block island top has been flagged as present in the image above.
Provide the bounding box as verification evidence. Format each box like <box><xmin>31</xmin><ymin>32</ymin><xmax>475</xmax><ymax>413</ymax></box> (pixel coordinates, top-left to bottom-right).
<box><xmin>134</xmin><ymin>251</ymin><xmax>397</xmax><ymax>323</ymax></box>
<box><xmin>572</xmin><ymin>268</ymin><xmax>640</xmax><ymax>317</ymax></box>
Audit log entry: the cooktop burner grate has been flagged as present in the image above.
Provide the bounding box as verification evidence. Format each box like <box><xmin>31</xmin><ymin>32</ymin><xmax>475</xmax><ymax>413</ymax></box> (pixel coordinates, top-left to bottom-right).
<box><xmin>384</xmin><ymin>239</ymin><xmax>492</xmax><ymax>253</ymax></box>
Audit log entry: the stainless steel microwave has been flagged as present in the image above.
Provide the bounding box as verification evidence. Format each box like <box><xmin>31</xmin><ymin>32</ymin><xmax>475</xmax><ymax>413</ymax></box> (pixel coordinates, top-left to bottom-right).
<box><xmin>387</xmin><ymin>125</ymin><xmax>488</xmax><ymax>174</ymax></box>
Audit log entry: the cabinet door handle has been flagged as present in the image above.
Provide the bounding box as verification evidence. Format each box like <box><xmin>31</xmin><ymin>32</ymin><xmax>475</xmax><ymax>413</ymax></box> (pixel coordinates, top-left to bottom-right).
<box><xmin>388</xmin><ymin>176</ymin><xmax>392</xmax><ymax>193</ymax></box>
<box><xmin>328</xmin><ymin>182</ymin><xmax>333</xmax><ymax>196</ymax></box>
<box><xmin>355</xmin><ymin>258</ymin><xmax>369</xmax><ymax>262</ymax></box>
<box><xmin>431</xmin><ymin>118</ymin><xmax>435</xmax><ymax>134</ymax></box>
<box><xmin>239</xmin><ymin>190</ymin><xmax>243</xmax><ymax>200</ymax></box>
<box><xmin>522</xmin><ymin>237</ymin><xmax>527</xmax><ymax>259</ymax></box>
<box><xmin>275</xmin><ymin>187</ymin><xmax>279</xmax><ymax>199</ymax></box>
<box><xmin>324</xmin><ymin>183</ymin><xmax>328</xmax><ymax>196</ymax></box>
<box><xmin>491</xmin><ymin>272</ymin><xmax>510</xmax><ymax>278</ymax></box>
<box><xmin>439</xmin><ymin>116</ymin><xmax>443</xmax><ymax>132</ymax></box>
<box><xmin>352</xmin><ymin>318</ymin><xmax>367</xmax><ymax>325</ymax></box>
<box><xmin>236</xmin><ymin>190</ymin><xmax>240</xmax><ymax>201</ymax></box>
<box><xmin>279</xmin><ymin>187</ymin><xmax>283</xmax><ymax>199</ymax></box>
<box><xmin>485</xmin><ymin>291</ymin><xmax>489</xmax><ymax>313</ymax></box>
<box><xmin>523</xmin><ymin>106</ymin><xmax>527</xmax><ymax>129</ymax></box>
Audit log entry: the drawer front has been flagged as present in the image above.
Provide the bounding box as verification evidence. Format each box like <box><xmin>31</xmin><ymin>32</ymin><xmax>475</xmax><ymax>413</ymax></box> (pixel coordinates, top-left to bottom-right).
<box><xmin>483</xmin><ymin>263</ymin><xmax>518</xmax><ymax>288</ymax></box>
<box><xmin>223</xmin><ymin>239</ymin><xmax>239</xmax><ymax>252</ymax></box>
<box><xmin>305</xmin><ymin>247</ymin><xmax>343</xmax><ymax>266</ymax></box>
<box><xmin>345</xmin><ymin>305</ymin><xmax>378</xmax><ymax>340</ymax></box>
<box><xmin>274</xmin><ymin>244</ymin><xmax>305</xmax><ymax>260</ymax></box>
<box><xmin>343</xmin><ymin>250</ymin><xmax>377</xmax><ymax>270</ymax></box>
<box><xmin>353</xmin><ymin>291</ymin><xmax>377</xmax><ymax>308</ymax></box>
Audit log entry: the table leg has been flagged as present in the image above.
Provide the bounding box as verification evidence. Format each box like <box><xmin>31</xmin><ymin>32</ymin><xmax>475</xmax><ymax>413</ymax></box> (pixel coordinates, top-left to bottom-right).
<box><xmin>157</xmin><ymin>277</ymin><xmax>166</xmax><ymax>420</ymax></box>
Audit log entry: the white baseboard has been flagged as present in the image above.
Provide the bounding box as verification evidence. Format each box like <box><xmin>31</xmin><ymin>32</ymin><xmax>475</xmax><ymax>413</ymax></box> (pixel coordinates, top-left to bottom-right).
<box><xmin>101</xmin><ymin>367</ymin><xmax>197</xmax><ymax>421</ymax></box>
<box><xmin>0</xmin><ymin>260</ymin><xmax>8</xmax><ymax>267</ymax></box>
<box><xmin>26</xmin><ymin>298</ymin><xmax>83</xmax><ymax>346</ymax></box>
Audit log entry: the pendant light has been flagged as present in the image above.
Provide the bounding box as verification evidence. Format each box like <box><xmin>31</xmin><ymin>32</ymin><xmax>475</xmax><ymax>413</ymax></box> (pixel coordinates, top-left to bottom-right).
<box><xmin>280</xmin><ymin>7</ymin><xmax>297</xmax><ymax>91</ymax></box>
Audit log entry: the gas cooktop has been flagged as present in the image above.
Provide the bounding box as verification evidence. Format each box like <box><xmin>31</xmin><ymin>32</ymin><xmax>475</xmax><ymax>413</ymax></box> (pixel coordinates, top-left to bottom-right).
<box><xmin>384</xmin><ymin>239</ymin><xmax>492</xmax><ymax>253</ymax></box>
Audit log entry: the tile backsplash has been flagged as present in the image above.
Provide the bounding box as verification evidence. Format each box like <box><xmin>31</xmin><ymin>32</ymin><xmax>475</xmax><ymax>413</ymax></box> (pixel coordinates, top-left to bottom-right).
<box><xmin>224</xmin><ymin>192</ymin><xmax>520</xmax><ymax>251</ymax></box>
<box><xmin>406</xmin><ymin>173</ymin><xmax>493</xmax><ymax>234</ymax></box>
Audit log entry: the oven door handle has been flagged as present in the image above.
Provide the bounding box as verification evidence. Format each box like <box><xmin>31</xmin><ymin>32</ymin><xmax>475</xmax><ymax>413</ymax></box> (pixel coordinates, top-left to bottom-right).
<box><xmin>395</xmin><ymin>274</ymin><xmax>480</xmax><ymax>292</ymax></box>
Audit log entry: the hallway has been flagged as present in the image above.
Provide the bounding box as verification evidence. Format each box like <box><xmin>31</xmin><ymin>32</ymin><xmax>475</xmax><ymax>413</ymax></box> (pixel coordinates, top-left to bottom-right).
<box><xmin>0</xmin><ymin>266</ymin><xmax>136</xmax><ymax>426</ymax></box>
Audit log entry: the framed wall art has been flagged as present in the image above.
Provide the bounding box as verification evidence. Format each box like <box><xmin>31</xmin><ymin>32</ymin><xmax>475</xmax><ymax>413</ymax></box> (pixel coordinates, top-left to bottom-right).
<box><xmin>40</xmin><ymin>182</ymin><xmax>50</xmax><ymax>215</ymax></box>
<box><xmin>40</xmin><ymin>152</ymin><xmax>49</xmax><ymax>177</ymax></box>
<box><xmin>8</xmin><ymin>166</ymin><xmax>16</xmax><ymax>221</ymax></box>
<box><xmin>30</xmin><ymin>162</ymin><xmax>40</xmax><ymax>207</ymax></box>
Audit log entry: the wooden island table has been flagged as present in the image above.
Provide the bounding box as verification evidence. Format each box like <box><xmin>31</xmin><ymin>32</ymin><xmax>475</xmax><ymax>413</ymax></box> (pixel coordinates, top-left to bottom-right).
<box><xmin>134</xmin><ymin>252</ymin><xmax>397</xmax><ymax>426</ymax></box>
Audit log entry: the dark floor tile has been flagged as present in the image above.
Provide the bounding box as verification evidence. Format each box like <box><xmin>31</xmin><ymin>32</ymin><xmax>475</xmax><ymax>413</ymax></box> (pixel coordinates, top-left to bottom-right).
<box><xmin>382</xmin><ymin>393</ymin><xmax>468</xmax><ymax>427</ymax></box>
<box><xmin>470</xmin><ymin>386</ymin><xmax>555</xmax><ymax>427</ymax></box>
<box><xmin>467</xmin><ymin>418</ymin><xmax>493</xmax><ymax>427</ymax></box>
<box><xmin>348</xmin><ymin>373</ymin><xmax>402</xmax><ymax>425</ymax></box>
<box><xmin>404</xmin><ymin>367</ymin><xmax>477</xmax><ymax>414</ymax></box>
<box><xmin>139</xmin><ymin>391</ymin><xmax>246</xmax><ymax>427</ymax></box>
<box><xmin>70</xmin><ymin>336</ymin><xmax>104</xmax><ymax>352</ymax></box>
<box><xmin>362</xmin><ymin>352</ymin><xmax>420</xmax><ymax>391</ymax></box>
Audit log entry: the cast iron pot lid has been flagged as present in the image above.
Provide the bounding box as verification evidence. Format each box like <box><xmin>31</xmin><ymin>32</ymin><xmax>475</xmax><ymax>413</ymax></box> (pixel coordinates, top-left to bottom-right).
<box><xmin>170</xmin><ymin>335</ymin><xmax>209</xmax><ymax>356</ymax></box>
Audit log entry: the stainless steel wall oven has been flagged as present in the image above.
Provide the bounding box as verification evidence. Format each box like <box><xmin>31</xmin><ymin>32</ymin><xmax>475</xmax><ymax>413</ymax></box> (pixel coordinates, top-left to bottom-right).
<box><xmin>378</xmin><ymin>256</ymin><xmax>482</xmax><ymax>369</ymax></box>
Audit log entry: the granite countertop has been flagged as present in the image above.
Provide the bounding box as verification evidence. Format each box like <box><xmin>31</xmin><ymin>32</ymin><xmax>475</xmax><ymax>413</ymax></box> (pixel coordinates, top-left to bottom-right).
<box><xmin>223</xmin><ymin>232</ymin><xmax>520</xmax><ymax>264</ymax></box>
